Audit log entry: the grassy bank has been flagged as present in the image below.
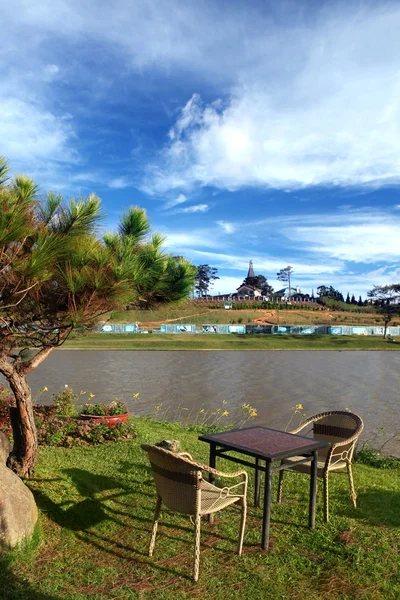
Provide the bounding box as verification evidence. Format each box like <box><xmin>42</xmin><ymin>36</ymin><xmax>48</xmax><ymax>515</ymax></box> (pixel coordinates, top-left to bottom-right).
<box><xmin>2</xmin><ymin>419</ymin><xmax>400</xmax><ymax>599</ymax></box>
<box><xmin>109</xmin><ymin>302</ymin><xmax>388</xmax><ymax>330</ymax></box>
<box><xmin>63</xmin><ymin>333</ymin><xmax>400</xmax><ymax>351</ymax></box>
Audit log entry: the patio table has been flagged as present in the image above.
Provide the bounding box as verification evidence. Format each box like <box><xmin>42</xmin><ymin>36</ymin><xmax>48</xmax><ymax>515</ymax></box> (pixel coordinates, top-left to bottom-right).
<box><xmin>199</xmin><ymin>426</ymin><xmax>330</xmax><ymax>550</ymax></box>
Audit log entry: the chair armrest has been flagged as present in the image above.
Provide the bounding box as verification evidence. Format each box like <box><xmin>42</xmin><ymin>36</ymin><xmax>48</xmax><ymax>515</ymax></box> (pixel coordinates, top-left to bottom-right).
<box><xmin>177</xmin><ymin>451</ymin><xmax>194</xmax><ymax>460</ymax></box>
<box><xmin>192</xmin><ymin>458</ymin><xmax>247</xmax><ymax>481</ymax></box>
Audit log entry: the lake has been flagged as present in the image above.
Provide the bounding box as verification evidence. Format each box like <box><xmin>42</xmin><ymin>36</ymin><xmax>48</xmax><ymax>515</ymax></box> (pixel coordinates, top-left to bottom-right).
<box><xmin>20</xmin><ymin>349</ymin><xmax>400</xmax><ymax>456</ymax></box>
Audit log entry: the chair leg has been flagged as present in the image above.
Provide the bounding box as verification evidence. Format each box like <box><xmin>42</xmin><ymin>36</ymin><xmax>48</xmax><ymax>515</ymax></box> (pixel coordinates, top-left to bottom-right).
<box><xmin>277</xmin><ymin>469</ymin><xmax>284</xmax><ymax>502</ymax></box>
<box><xmin>237</xmin><ymin>500</ymin><xmax>247</xmax><ymax>555</ymax></box>
<box><xmin>193</xmin><ymin>514</ymin><xmax>201</xmax><ymax>583</ymax></box>
<box><xmin>323</xmin><ymin>474</ymin><xmax>329</xmax><ymax>523</ymax></box>
<box><xmin>347</xmin><ymin>463</ymin><xmax>357</xmax><ymax>508</ymax></box>
<box><xmin>149</xmin><ymin>496</ymin><xmax>162</xmax><ymax>557</ymax></box>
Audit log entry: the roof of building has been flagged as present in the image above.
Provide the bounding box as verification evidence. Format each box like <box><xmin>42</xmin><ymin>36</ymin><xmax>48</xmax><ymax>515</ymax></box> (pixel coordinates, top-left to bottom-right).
<box><xmin>247</xmin><ymin>260</ymin><xmax>255</xmax><ymax>279</ymax></box>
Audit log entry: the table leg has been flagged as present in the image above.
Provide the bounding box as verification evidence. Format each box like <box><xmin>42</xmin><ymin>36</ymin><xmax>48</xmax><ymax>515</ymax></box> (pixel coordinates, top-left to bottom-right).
<box><xmin>261</xmin><ymin>460</ymin><xmax>272</xmax><ymax>550</ymax></box>
<box><xmin>254</xmin><ymin>457</ymin><xmax>261</xmax><ymax>507</ymax></box>
<box><xmin>208</xmin><ymin>443</ymin><xmax>216</xmax><ymax>524</ymax></box>
<box><xmin>309</xmin><ymin>450</ymin><xmax>318</xmax><ymax>529</ymax></box>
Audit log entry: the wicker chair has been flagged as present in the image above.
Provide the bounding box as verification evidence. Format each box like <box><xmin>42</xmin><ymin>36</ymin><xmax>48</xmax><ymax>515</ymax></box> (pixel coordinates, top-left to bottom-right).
<box><xmin>277</xmin><ymin>410</ymin><xmax>363</xmax><ymax>522</ymax></box>
<box><xmin>141</xmin><ymin>444</ymin><xmax>248</xmax><ymax>582</ymax></box>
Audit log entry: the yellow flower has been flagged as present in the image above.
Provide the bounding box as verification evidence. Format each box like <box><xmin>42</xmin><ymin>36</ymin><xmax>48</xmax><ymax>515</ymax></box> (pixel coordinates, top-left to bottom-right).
<box><xmin>241</xmin><ymin>403</ymin><xmax>250</xmax><ymax>409</ymax></box>
<box><xmin>199</xmin><ymin>409</ymin><xmax>205</xmax><ymax>414</ymax></box>
<box><xmin>250</xmin><ymin>410</ymin><xmax>258</xmax><ymax>417</ymax></box>
<box><xmin>80</xmin><ymin>390</ymin><xmax>86</xmax><ymax>395</ymax></box>
<box><xmin>223</xmin><ymin>410</ymin><xmax>229</xmax><ymax>416</ymax></box>
<box><xmin>89</xmin><ymin>393</ymin><xmax>95</xmax><ymax>399</ymax></box>
<box><xmin>296</xmin><ymin>404</ymin><xmax>303</xmax><ymax>410</ymax></box>
<box><xmin>132</xmin><ymin>393</ymin><xmax>139</xmax><ymax>399</ymax></box>
<box><xmin>42</xmin><ymin>386</ymin><xmax>48</xmax><ymax>392</ymax></box>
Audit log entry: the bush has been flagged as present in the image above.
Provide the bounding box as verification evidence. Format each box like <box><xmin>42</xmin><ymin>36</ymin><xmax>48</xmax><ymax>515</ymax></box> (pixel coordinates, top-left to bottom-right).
<box><xmin>33</xmin><ymin>405</ymin><xmax>135</xmax><ymax>447</ymax></box>
<box><xmin>80</xmin><ymin>401</ymin><xmax>128</xmax><ymax>416</ymax></box>
<box><xmin>52</xmin><ymin>386</ymin><xmax>77</xmax><ymax>416</ymax></box>
<box><xmin>355</xmin><ymin>446</ymin><xmax>400</xmax><ymax>469</ymax></box>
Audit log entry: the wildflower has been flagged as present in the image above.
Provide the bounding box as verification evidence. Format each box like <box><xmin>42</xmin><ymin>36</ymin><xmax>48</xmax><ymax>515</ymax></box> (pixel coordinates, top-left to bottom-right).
<box><xmin>42</xmin><ymin>386</ymin><xmax>48</xmax><ymax>392</ymax></box>
<box><xmin>132</xmin><ymin>393</ymin><xmax>139</xmax><ymax>399</ymax></box>
<box><xmin>296</xmin><ymin>404</ymin><xmax>303</xmax><ymax>410</ymax></box>
<box><xmin>64</xmin><ymin>384</ymin><xmax>68</xmax><ymax>388</ymax></box>
<box><xmin>89</xmin><ymin>393</ymin><xmax>95</xmax><ymax>399</ymax></box>
<box><xmin>199</xmin><ymin>409</ymin><xmax>205</xmax><ymax>414</ymax></box>
<box><xmin>223</xmin><ymin>410</ymin><xmax>229</xmax><ymax>416</ymax></box>
<box><xmin>80</xmin><ymin>390</ymin><xmax>86</xmax><ymax>395</ymax></box>
<box><xmin>250</xmin><ymin>410</ymin><xmax>258</xmax><ymax>417</ymax></box>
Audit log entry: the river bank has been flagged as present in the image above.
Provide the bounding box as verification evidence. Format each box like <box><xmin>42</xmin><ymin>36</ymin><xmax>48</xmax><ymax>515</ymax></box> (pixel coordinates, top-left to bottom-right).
<box><xmin>64</xmin><ymin>333</ymin><xmax>400</xmax><ymax>351</ymax></box>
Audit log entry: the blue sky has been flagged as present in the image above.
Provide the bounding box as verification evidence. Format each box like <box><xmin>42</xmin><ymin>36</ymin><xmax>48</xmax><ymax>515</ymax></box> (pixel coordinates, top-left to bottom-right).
<box><xmin>3</xmin><ymin>0</ymin><xmax>400</xmax><ymax>298</ymax></box>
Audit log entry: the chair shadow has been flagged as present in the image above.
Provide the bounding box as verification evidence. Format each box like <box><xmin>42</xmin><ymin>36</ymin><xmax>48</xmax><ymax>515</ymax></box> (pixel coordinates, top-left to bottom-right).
<box><xmin>29</xmin><ymin>467</ymin><xmax>238</xmax><ymax>583</ymax></box>
<box><xmin>338</xmin><ymin>489</ymin><xmax>400</xmax><ymax>527</ymax></box>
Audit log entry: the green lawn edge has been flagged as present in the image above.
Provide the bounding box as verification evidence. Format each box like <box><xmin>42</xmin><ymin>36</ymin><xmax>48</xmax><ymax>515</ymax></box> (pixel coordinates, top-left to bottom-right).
<box><xmin>2</xmin><ymin>417</ymin><xmax>400</xmax><ymax>599</ymax></box>
<box><xmin>63</xmin><ymin>333</ymin><xmax>400</xmax><ymax>351</ymax></box>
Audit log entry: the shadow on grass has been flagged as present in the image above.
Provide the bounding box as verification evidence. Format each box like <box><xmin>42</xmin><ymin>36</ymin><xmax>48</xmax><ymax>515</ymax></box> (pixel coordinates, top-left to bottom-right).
<box><xmin>339</xmin><ymin>489</ymin><xmax>400</xmax><ymax>526</ymax></box>
<box><xmin>30</xmin><ymin>467</ymin><xmax>244</xmax><ymax>582</ymax></box>
<box><xmin>0</xmin><ymin>554</ymin><xmax>61</xmax><ymax>600</ymax></box>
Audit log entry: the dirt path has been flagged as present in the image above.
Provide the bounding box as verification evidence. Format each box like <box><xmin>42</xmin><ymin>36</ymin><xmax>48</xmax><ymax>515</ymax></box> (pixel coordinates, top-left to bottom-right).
<box><xmin>140</xmin><ymin>312</ymin><xmax>210</xmax><ymax>328</ymax></box>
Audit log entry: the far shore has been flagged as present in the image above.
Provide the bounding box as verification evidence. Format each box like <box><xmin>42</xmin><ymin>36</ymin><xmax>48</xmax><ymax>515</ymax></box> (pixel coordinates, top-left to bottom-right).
<box><xmin>62</xmin><ymin>333</ymin><xmax>400</xmax><ymax>351</ymax></box>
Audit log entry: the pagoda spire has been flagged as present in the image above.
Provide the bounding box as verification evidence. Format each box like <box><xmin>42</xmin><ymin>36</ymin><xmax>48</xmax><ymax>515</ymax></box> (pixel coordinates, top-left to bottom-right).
<box><xmin>247</xmin><ymin>260</ymin><xmax>255</xmax><ymax>279</ymax></box>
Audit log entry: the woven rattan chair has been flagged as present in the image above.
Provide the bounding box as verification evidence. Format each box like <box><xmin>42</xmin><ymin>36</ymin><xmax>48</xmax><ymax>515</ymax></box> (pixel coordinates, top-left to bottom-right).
<box><xmin>277</xmin><ymin>410</ymin><xmax>363</xmax><ymax>522</ymax></box>
<box><xmin>141</xmin><ymin>444</ymin><xmax>248</xmax><ymax>582</ymax></box>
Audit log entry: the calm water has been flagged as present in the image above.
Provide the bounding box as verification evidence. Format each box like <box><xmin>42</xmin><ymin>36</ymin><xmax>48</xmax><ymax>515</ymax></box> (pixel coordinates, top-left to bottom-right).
<box><xmin>19</xmin><ymin>349</ymin><xmax>400</xmax><ymax>456</ymax></box>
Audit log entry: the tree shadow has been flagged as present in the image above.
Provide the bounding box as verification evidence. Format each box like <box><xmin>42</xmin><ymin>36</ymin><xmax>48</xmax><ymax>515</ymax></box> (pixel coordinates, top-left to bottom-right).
<box><xmin>338</xmin><ymin>489</ymin><xmax>400</xmax><ymax>527</ymax></box>
<box><xmin>0</xmin><ymin>554</ymin><xmax>62</xmax><ymax>600</ymax></box>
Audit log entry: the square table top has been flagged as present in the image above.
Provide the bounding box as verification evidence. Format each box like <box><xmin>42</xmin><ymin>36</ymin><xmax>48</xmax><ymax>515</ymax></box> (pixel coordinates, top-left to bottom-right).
<box><xmin>199</xmin><ymin>426</ymin><xmax>330</xmax><ymax>461</ymax></box>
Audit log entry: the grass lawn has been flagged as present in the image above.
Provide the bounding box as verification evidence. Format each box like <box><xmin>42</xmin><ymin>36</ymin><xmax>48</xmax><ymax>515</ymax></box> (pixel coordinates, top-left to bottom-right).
<box><xmin>63</xmin><ymin>333</ymin><xmax>400</xmax><ymax>351</ymax></box>
<box><xmin>2</xmin><ymin>419</ymin><xmax>400</xmax><ymax>599</ymax></box>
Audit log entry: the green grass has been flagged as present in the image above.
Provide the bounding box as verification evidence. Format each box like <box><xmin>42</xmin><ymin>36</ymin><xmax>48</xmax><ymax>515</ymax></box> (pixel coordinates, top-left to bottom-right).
<box><xmin>64</xmin><ymin>333</ymin><xmax>400</xmax><ymax>351</ymax></box>
<box><xmin>2</xmin><ymin>419</ymin><xmax>400</xmax><ymax>599</ymax></box>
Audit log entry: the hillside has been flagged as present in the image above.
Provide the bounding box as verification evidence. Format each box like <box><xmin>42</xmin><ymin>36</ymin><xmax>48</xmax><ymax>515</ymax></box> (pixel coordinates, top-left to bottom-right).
<box><xmin>109</xmin><ymin>301</ymin><xmax>390</xmax><ymax>330</ymax></box>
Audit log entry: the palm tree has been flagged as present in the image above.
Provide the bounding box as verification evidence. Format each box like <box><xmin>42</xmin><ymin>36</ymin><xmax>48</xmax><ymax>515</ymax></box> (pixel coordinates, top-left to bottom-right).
<box><xmin>0</xmin><ymin>157</ymin><xmax>196</xmax><ymax>476</ymax></box>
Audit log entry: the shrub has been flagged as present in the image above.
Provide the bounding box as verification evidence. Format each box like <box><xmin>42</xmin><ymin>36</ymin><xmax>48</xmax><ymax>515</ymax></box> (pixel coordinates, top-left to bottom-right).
<box><xmin>32</xmin><ymin>404</ymin><xmax>135</xmax><ymax>447</ymax></box>
<box><xmin>80</xmin><ymin>401</ymin><xmax>128</xmax><ymax>416</ymax></box>
<box><xmin>52</xmin><ymin>386</ymin><xmax>78</xmax><ymax>416</ymax></box>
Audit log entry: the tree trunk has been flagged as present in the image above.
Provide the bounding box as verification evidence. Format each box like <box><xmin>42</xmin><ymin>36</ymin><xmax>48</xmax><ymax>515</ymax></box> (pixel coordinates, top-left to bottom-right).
<box><xmin>6</xmin><ymin>371</ymin><xmax>37</xmax><ymax>477</ymax></box>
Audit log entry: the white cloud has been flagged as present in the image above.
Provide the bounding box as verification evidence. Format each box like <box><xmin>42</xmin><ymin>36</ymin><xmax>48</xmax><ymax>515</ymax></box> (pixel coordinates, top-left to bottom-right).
<box><xmin>0</xmin><ymin>98</ymin><xmax>76</xmax><ymax>166</ymax></box>
<box><xmin>178</xmin><ymin>204</ymin><xmax>208</xmax><ymax>213</ymax></box>
<box><xmin>162</xmin><ymin>232</ymin><xmax>221</xmax><ymax>250</ymax></box>
<box><xmin>164</xmin><ymin>193</ymin><xmax>187</xmax><ymax>209</ymax></box>
<box><xmin>217</xmin><ymin>221</ymin><xmax>236</xmax><ymax>234</ymax></box>
<box><xmin>108</xmin><ymin>177</ymin><xmax>130</xmax><ymax>189</ymax></box>
<box><xmin>141</xmin><ymin>4</ymin><xmax>400</xmax><ymax>193</ymax></box>
<box><xmin>280</xmin><ymin>211</ymin><xmax>400</xmax><ymax>262</ymax></box>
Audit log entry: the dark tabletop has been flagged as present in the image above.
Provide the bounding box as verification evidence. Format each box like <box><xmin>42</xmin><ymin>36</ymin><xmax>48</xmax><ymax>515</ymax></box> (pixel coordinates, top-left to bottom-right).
<box><xmin>199</xmin><ymin>426</ymin><xmax>330</xmax><ymax>461</ymax></box>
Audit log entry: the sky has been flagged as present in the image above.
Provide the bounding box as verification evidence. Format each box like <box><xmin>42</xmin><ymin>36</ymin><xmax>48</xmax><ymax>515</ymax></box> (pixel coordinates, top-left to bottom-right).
<box><xmin>2</xmin><ymin>0</ymin><xmax>400</xmax><ymax>299</ymax></box>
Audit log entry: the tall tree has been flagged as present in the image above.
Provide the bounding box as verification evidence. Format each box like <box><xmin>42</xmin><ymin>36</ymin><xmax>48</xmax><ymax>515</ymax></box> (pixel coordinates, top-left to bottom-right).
<box><xmin>277</xmin><ymin>266</ymin><xmax>294</xmax><ymax>299</ymax></box>
<box><xmin>358</xmin><ymin>295</ymin><xmax>363</xmax><ymax>307</ymax></box>
<box><xmin>346</xmin><ymin>292</ymin><xmax>351</xmax><ymax>304</ymax></box>
<box><xmin>194</xmin><ymin>265</ymin><xmax>219</xmax><ymax>297</ymax></box>
<box><xmin>317</xmin><ymin>286</ymin><xmax>344</xmax><ymax>302</ymax></box>
<box><xmin>367</xmin><ymin>284</ymin><xmax>400</xmax><ymax>338</ymax></box>
<box><xmin>351</xmin><ymin>294</ymin><xmax>357</xmax><ymax>305</ymax></box>
<box><xmin>242</xmin><ymin>274</ymin><xmax>274</xmax><ymax>297</ymax></box>
<box><xmin>0</xmin><ymin>157</ymin><xmax>196</xmax><ymax>476</ymax></box>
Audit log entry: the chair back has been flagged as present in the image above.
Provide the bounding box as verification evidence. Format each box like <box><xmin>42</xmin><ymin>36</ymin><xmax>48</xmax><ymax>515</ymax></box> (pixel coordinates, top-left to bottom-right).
<box><xmin>311</xmin><ymin>411</ymin><xmax>363</xmax><ymax>462</ymax></box>
<box><xmin>141</xmin><ymin>444</ymin><xmax>201</xmax><ymax>515</ymax></box>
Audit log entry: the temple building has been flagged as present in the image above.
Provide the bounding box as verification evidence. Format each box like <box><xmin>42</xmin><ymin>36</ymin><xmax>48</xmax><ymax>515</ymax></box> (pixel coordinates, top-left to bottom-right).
<box><xmin>233</xmin><ymin>260</ymin><xmax>263</xmax><ymax>300</ymax></box>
